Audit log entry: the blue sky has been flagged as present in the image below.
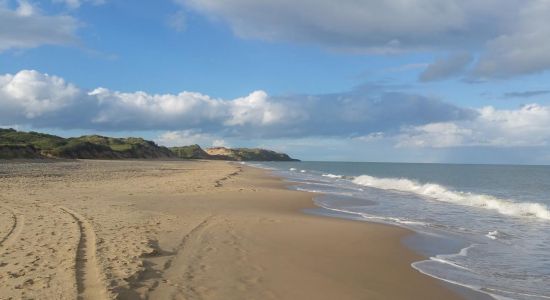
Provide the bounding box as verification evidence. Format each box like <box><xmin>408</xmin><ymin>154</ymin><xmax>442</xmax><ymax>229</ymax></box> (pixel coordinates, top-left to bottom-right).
<box><xmin>2</xmin><ymin>0</ymin><xmax>550</xmax><ymax>163</ymax></box>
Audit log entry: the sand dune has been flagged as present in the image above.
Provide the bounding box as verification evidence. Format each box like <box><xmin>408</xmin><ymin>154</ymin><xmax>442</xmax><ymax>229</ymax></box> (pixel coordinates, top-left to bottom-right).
<box><xmin>0</xmin><ymin>160</ymin><xmax>461</xmax><ymax>299</ymax></box>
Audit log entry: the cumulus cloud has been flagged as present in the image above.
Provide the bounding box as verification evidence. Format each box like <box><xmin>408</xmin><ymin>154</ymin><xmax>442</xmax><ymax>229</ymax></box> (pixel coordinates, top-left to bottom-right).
<box><xmin>155</xmin><ymin>130</ymin><xmax>227</xmax><ymax>147</ymax></box>
<box><xmin>0</xmin><ymin>70</ymin><xmax>308</xmax><ymax>134</ymax></box>
<box><xmin>397</xmin><ymin>123</ymin><xmax>474</xmax><ymax>148</ymax></box>
<box><xmin>87</xmin><ymin>88</ymin><xmax>227</xmax><ymax>130</ymax></box>
<box><xmin>0</xmin><ymin>70</ymin><xmax>473</xmax><ymax>138</ymax></box>
<box><xmin>0</xmin><ymin>1</ymin><xmax>79</xmax><ymax>51</ymax></box>
<box><xmin>397</xmin><ymin>104</ymin><xmax>550</xmax><ymax>148</ymax></box>
<box><xmin>180</xmin><ymin>0</ymin><xmax>550</xmax><ymax>78</ymax></box>
<box><xmin>224</xmin><ymin>90</ymin><xmax>303</xmax><ymax>127</ymax></box>
<box><xmin>3</xmin><ymin>69</ymin><xmax>550</xmax><ymax>152</ymax></box>
<box><xmin>0</xmin><ymin>70</ymin><xmax>81</xmax><ymax>118</ymax></box>
<box><xmin>419</xmin><ymin>53</ymin><xmax>473</xmax><ymax>82</ymax></box>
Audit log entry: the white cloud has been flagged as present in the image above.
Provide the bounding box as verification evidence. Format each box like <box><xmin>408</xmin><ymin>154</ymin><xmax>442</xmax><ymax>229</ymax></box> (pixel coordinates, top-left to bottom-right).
<box><xmin>88</xmin><ymin>88</ymin><xmax>227</xmax><ymax>128</ymax></box>
<box><xmin>0</xmin><ymin>70</ymin><xmax>80</xmax><ymax>118</ymax></box>
<box><xmin>0</xmin><ymin>70</ymin><xmax>302</xmax><ymax>132</ymax></box>
<box><xmin>397</xmin><ymin>104</ymin><xmax>550</xmax><ymax>148</ymax></box>
<box><xmin>3</xmin><ymin>69</ymin><xmax>550</xmax><ymax>157</ymax></box>
<box><xmin>397</xmin><ymin>122</ymin><xmax>473</xmax><ymax>148</ymax></box>
<box><xmin>181</xmin><ymin>0</ymin><xmax>550</xmax><ymax>78</ymax></box>
<box><xmin>155</xmin><ymin>130</ymin><xmax>226</xmax><ymax>147</ymax></box>
<box><xmin>16</xmin><ymin>0</ymin><xmax>35</xmax><ymax>16</ymax></box>
<box><xmin>0</xmin><ymin>1</ymin><xmax>79</xmax><ymax>51</ymax></box>
<box><xmin>0</xmin><ymin>70</ymin><xmax>473</xmax><ymax>138</ymax></box>
<box><xmin>88</xmin><ymin>87</ymin><xmax>296</xmax><ymax>130</ymax></box>
<box><xmin>225</xmin><ymin>90</ymin><xmax>297</xmax><ymax>126</ymax></box>
<box><xmin>211</xmin><ymin>139</ymin><xmax>227</xmax><ymax>147</ymax></box>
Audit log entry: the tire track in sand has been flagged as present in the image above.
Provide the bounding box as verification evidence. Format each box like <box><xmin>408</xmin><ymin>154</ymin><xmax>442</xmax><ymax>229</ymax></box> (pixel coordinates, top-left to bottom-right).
<box><xmin>0</xmin><ymin>206</ymin><xmax>24</xmax><ymax>250</ymax></box>
<box><xmin>147</xmin><ymin>215</ymin><xmax>214</xmax><ymax>299</ymax></box>
<box><xmin>59</xmin><ymin>206</ymin><xmax>109</xmax><ymax>300</ymax></box>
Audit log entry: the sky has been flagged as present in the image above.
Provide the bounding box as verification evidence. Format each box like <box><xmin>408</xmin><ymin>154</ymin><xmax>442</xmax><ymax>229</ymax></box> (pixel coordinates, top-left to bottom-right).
<box><xmin>2</xmin><ymin>0</ymin><xmax>550</xmax><ymax>164</ymax></box>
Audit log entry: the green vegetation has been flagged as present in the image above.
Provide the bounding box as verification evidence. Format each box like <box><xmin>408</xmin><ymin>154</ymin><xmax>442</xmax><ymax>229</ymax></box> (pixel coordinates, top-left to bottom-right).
<box><xmin>0</xmin><ymin>128</ymin><xmax>175</xmax><ymax>159</ymax></box>
<box><xmin>0</xmin><ymin>145</ymin><xmax>43</xmax><ymax>159</ymax></box>
<box><xmin>203</xmin><ymin>146</ymin><xmax>299</xmax><ymax>161</ymax></box>
<box><xmin>0</xmin><ymin>128</ymin><xmax>298</xmax><ymax>161</ymax></box>
<box><xmin>228</xmin><ymin>148</ymin><xmax>296</xmax><ymax>161</ymax></box>
<box><xmin>0</xmin><ymin>128</ymin><xmax>65</xmax><ymax>150</ymax></box>
<box><xmin>170</xmin><ymin>145</ymin><xmax>210</xmax><ymax>159</ymax></box>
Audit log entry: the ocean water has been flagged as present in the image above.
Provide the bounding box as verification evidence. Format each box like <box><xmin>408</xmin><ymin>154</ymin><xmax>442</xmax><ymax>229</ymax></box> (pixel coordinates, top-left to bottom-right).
<box><xmin>248</xmin><ymin>161</ymin><xmax>550</xmax><ymax>300</ymax></box>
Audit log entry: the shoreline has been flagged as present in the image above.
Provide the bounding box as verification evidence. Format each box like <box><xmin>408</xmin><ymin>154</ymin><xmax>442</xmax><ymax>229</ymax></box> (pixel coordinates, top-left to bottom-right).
<box><xmin>264</xmin><ymin>164</ymin><xmax>493</xmax><ymax>300</ymax></box>
<box><xmin>303</xmin><ymin>204</ymin><xmax>495</xmax><ymax>300</ymax></box>
<box><xmin>1</xmin><ymin>159</ymin><xmax>465</xmax><ymax>299</ymax></box>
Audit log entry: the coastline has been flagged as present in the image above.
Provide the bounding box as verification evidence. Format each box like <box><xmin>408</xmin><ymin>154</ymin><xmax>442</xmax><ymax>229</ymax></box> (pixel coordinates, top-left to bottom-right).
<box><xmin>0</xmin><ymin>159</ymin><xmax>463</xmax><ymax>299</ymax></box>
<box><xmin>259</xmin><ymin>163</ymin><xmax>494</xmax><ymax>300</ymax></box>
<box><xmin>304</xmin><ymin>203</ymin><xmax>494</xmax><ymax>300</ymax></box>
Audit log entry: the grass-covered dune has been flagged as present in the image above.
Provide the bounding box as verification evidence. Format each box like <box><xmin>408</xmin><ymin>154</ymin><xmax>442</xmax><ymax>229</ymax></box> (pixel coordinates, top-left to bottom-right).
<box><xmin>170</xmin><ymin>145</ymin><xmax>299</xmax><ymax>161</ymax></box>
<box><xmin>0</xmin><ymin>128</ymin><xmax>299</xmax><ymax>161</ymax></box>
<box><xmin>204</xmin><ymin>147</ymin><xmax>299</xmax><ymax>161</ymax></box>
<box><xmin>0</xmin><ymin>129</ymin><xmax>175</xmax><ymax>159</ymax></box>
<box><xmin>0</xmin><ymin>144</ymin><xmax>43</xmax><ymax>159</ymax></box>
<box><xmin>170</xmin><ymin>144</ymin><xmax>211</xmax><ymax>159</ymax></box>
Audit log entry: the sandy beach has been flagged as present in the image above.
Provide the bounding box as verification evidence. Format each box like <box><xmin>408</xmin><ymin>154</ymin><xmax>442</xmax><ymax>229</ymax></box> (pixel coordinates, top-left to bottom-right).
<box><xmin>0</xmin><ymin>160</ymin><xmax>462</xmax><ymax>299</ymax></box>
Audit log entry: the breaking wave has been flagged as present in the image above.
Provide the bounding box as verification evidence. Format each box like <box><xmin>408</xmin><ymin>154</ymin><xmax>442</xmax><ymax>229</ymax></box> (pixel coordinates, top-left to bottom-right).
<box><xmin>352</xmin><ymin>175</ymin><xmax>550</xmax><ymax>220</ymax></box>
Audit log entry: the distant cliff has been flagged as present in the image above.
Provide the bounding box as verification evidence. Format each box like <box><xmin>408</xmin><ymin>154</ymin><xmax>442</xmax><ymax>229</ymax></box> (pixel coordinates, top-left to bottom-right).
<box><xmin>1</xmin><ymin>129</ymin><xmax>299</xmax><ymax>161</ymax></box>
<box><xmin>205</xmin><ymin>147</ymin><xmax>299</xmax><ymax>161</ymax></box>
<box><xmin>0</xmin><ymin>129</ymin><xmax>176</xmax><ymax>159</ymax></box>
<box><xmin>170</xmin><ymin>144</ymin><xmax>211</xmax><ymax>159</ymax></box>
<box><xmin>169</xmin><ymin>145</ymin><xmax>298</xmax><ymax>161</ymax></box>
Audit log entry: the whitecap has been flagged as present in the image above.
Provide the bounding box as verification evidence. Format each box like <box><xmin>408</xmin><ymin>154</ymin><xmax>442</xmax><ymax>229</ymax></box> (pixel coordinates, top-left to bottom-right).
<box><xmin>486</xmin><ymin>230</ymin><xmax>499</xmax><ymax>240</ymax></box>
<box><xmin>485</xmin><ymin>230</ymin><xmax>513</xmax><ymax>240</ymax></box>
<box><xmin>322</xmin><ymin>173</ymin><xmax>343</xmax><ymax>179</ymax></box>
<box><xmin>352</xmin><ymin>175</ymin><xmax>550</xmax><ymax>220</ymax></box>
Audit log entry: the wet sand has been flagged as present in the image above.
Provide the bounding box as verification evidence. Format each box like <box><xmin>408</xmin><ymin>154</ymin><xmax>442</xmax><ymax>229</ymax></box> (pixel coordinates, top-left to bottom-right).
<box><xmin>0</xmin><ymin>160</ymin><xmax>462</xmax><ymax>299</ymax></box>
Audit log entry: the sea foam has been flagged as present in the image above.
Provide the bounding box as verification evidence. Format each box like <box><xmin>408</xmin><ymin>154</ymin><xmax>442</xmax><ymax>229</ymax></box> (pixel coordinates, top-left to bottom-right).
<box><xmin>322</xmin><ymin>173</ymin><xmax>343</xmax><ymax>179</ymax></box>
<box><xmin>352</xmin><ymin>175</ymin><xmax>550</xmax><ymax>220</ymax></box>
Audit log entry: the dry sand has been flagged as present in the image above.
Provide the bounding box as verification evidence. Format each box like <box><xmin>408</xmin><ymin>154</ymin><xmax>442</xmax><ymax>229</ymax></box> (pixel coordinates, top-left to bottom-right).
<box><xmin>0</xmin><ymin>160</ymin><xmax>462</xmax><ymax>299</ymax></box>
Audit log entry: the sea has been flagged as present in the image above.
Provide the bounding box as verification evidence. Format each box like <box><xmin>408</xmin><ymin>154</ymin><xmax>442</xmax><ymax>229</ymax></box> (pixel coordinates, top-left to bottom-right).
<box><xmin>245</xmin><ymin>161</ymin><xmax>550</xmax><ymax>300</ymax></box>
